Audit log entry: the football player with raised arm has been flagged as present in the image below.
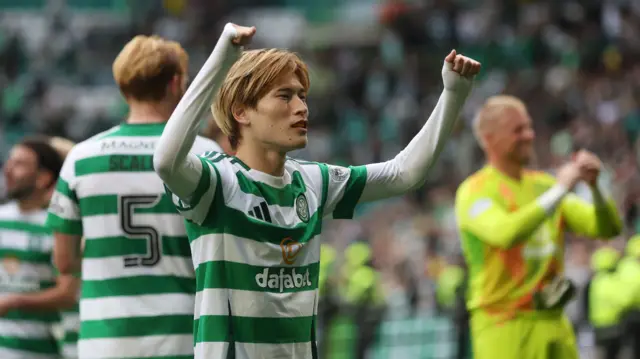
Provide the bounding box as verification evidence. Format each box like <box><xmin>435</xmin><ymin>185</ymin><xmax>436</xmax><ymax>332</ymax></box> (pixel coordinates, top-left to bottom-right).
<box><xmin>455</xmin><ymin>95</ymin><xmax>623</xmax><ymax>359</ymax></box>
<box><xmin>154</xmin><ymin>23</ymin><xmax>480</xmax><ymax>359</ymax></box>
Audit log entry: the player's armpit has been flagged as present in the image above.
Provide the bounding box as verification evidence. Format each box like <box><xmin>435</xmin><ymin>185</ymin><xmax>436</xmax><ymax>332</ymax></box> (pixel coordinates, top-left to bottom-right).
<box><xmin>560</xmin><ymin>192</ymin><xmax>622</xmax><ymax>239</ymax></box>
<box><xmin>455</xmin><ymin>195</ymin><xmax>549</xmax><ymax>249</ymax></box>
<box><xmin>157</xmin><ymin>153</ymin><xmax>205</xmax><ymax>199</ymax></box>
<box><xmin>165</xmin><ymin>155</ymin><xmax>220</xmax><ymax>225</ymax></box>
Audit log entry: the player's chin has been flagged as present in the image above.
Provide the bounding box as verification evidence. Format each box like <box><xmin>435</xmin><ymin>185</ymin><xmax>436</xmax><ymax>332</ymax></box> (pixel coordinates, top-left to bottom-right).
<box><xmin>290</xmin><ymin>136</ymin><xmax>308</xmax><ymax>150</ymax></box>
<box><xmin>285</xmin><ymin>129</ymin><xmax>307</xmax><ymax>149</ymax></box>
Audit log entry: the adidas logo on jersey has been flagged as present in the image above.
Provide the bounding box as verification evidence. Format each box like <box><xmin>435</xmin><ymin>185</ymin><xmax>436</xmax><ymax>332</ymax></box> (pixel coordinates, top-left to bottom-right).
<box><xmin>248</xmin><ymin>201</ymin><xmax>272</xmax><ymax>223</ymax></box>
<box><xmin>255</xmin><ymin>268</ymin><xmax>312</xmax><ymax>293</ymax></box>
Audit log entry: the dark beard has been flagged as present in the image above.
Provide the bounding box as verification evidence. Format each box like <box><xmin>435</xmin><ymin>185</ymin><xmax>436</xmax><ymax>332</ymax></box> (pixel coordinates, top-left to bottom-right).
<box><xmin>6</xmin><ymin>184</ymin><xmax>36</xmax><ymax>201</ymax></box>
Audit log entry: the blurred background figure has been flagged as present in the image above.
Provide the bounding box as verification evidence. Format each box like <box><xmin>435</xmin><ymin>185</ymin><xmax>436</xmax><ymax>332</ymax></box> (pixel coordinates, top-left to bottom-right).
<box><xmin>617</xmin><ymin>236</ymin><xmax>640</xmax><ymax>359</ymax></box>
<box><xmin>586</xmin><ymin>246</ymin><xmax>631</xmax><ymax>359</ymax></box>
<box><xmin>48</xmin><ymin>136</ymin><xmax>79</xmax><ymax>359</ymax></box>
<box><xmin>0</xmin><ymin>136</ymin><xmax>77</xmax><ymax>359</ymax></box>
<box><xmin>1</xmin><ymin>0</ymin><xmax>640</xmax><ymax>358</ymax></box>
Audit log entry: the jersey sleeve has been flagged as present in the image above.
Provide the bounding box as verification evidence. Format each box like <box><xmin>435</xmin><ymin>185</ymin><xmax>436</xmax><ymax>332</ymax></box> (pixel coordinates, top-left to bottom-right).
<box><xmin>164</xmin><ymin>151</ymin><xmax>229</xmax><ymax>225</ymax></box>
<box><xmin>455</xmin><ymin>177</ymin><xmax>549</xmax><ymax>249</ymax></box>
<box><xmin>47</xmin><ymin>149</ymin><xmax>82</xmax><ymax>236</ymax></box>
<box><xmin>321</xmin><ymin>164</ymin><xmax>368</xmax><ymax>219</ymax></box>
<box><xmin>560</xmin><ymin>192</ymin><xmax>622</xmax><ymax>238</ymax></box>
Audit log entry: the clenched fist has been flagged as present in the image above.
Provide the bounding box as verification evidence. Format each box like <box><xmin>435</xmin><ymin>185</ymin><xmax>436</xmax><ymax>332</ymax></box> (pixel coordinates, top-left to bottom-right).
<box><xmin>442</xmin><ymin>50</ymin><xmax>481</xmax><ymax>93</ymax></box>
<box><xmin>224</xmin><ymin>23</ymin><xmax>257</xmax><ymax>46</ymax></box>
<box><xmin>573</xmin><ymin>149</ymin><xmax>602</xmax><ymax>187</ymax></box>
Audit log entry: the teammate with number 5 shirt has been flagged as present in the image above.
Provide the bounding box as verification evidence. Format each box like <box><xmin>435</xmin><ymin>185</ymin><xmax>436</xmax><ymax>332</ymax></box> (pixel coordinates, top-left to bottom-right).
<box><xmin>46</xmin><ymin>35</ymin><xmax>221</xmax><ymax>359</ymax></box>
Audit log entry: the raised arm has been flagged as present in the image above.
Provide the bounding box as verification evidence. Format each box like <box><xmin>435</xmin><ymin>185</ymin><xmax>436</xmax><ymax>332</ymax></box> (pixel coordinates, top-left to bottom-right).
<box><xmin>359</xmin><ymin>51</ymin><xmax>480</xmax><ymax>202</ymax></box>
<box><xmin>561</xmin><ymin>186</ymin><xmax>622</xmax><ymax>239</ymax></box>
<box><xmin>455</xmin><ymin>163</ymin><xmax>584</xmax><ymax>249</ymax></box>
<box><xmin>561</xmin><ymin>150</ymin><xmax>623</xmax><ymax>239</ymax></box>
<box><xmin>154</xmin><ymin>23</ymin><xmax>250</xmax><ymax>198</ymax></box>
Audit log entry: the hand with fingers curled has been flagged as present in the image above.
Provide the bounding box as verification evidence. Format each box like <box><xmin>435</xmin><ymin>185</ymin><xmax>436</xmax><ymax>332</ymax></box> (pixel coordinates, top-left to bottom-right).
<box><xmin>223</xmin><ymin>23</ymin><xmax>257</xmax><ymax>46</ymax></box>
<box><xmin>441</xmin><ymin>49</ymin><xmax>481</xmax><ymax>94</ymax></box>
<box><xmin>573</xmin><ymin>149</ymin><xmax>602</xmax><ymax>187</ymax></box>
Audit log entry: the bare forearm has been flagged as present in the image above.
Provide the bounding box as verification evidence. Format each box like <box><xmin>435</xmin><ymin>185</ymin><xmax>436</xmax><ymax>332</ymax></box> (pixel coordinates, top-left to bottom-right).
<box><xmin>12</xmin><ymin>275</ymin><xmax>78</xmax><ymax>311</ymax></box>
<box><xmin>154</xmin><ymin>24</ymin><xmax>240</xmax><ymax>198</ymax></box>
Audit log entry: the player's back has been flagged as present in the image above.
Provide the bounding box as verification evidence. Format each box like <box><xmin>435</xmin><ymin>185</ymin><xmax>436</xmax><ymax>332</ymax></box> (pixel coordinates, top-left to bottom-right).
<box><xmin>60</xmin><ymin>123</ymin><xmax>219</xmax><ymax>358</ymax></box>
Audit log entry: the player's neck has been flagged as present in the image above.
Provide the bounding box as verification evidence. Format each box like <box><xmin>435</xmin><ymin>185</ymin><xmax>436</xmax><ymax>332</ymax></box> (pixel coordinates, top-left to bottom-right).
<box><xmin>17</xmin><ymin>193</ymin><xmax>47</xmax><ymax>213</ymax></box>
<box><xmin>489</xmin><ymin>158</ymin><xmax>523</xmax><ymax>181</ymax></box>
<box><xmin>234</xmin><ymin>143</ymin><xmax>286</xmax><ymax>177</ymax></box>
<box><xmin>126</xmin><ymin>101</ymin><xmax>172</xmax><ymax>124</ymax></box>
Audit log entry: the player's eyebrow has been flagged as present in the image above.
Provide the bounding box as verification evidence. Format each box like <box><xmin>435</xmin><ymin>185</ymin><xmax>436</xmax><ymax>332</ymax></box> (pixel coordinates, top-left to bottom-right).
<box><xmin>276</xmin><ymin>86</ymin><xmax>305</xmax><ymax>94</ymax></box>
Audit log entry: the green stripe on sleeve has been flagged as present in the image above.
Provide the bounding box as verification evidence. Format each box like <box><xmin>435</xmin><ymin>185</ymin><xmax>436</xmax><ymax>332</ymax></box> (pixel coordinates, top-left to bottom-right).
<box><xmin>46</xmin><ymin>213</ymin><xmax>83</xmax><ymax>236</ymax></box>
<box><xmin>55</xmin><ymin>178</ymin><xmax>78</xmax><ymax>203</ymax></box>
<box><xmin>189</xmin><ymin>156</ymin><xmax>213</xmax><ymax>209</ymax></box>
<box><xmin>332</xmin><ymin>165</ymin><xmax>367</xmax><ymax>219</ymax></box>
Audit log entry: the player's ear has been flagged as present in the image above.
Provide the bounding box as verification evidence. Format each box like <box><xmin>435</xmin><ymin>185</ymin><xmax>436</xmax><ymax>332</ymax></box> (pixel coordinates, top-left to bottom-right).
<box><xmin>232</xmin><ymin>105</ymin><xmax>249</xmax><ymax>125</ymax></box>
<box><xmin>168</xmin><ymin>74</ymin><xmax>185</xmax><ymax>96</ymax></box>
<box><xmin>35</xmin><ymin>170</ymin><xmax>54</xmax><ymax>191</ymax></box>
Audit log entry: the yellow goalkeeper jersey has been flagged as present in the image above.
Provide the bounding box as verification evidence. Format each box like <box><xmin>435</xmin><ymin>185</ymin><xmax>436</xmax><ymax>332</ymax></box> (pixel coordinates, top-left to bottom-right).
<box><xmin>455</xmin><ymin>165</ymin><xmax>621</xmax><ymax>316</ymax></box>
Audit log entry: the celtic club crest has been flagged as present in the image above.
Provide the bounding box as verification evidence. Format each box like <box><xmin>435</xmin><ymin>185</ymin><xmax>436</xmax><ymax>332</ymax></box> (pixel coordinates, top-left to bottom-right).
<box><xmin>295</xmin><ymin>194</ymin><xmax>309</xmax><ymax>223</ymax></box>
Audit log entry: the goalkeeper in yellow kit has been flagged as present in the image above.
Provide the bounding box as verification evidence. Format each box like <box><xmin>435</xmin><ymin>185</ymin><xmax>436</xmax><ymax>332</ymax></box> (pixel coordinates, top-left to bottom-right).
<box><xmin>455</xmin><ymin>95</ymin><xmax>623</xmax><ymax>359</ymax></box>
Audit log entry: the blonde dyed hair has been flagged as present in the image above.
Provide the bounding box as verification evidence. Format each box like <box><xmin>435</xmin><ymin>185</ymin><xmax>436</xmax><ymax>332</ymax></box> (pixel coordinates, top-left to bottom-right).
<box><xmin>211</xmin><ymin>48</ymin><xmax>310</xmax><ymax>149</ymax></box>
<box><xmin>49</xmin><ymin>136</ymin><xmax>75</xmax><ymax>160</ymax></box>
<box><xmin>473</xmin><ymin>95</ymin><xmax>528</xmax><ymax>147</ymax></box>
<box><xmin>113</xmin><ymin>35</ymin><xmax>188</xmax><ymax>101</ymax></box>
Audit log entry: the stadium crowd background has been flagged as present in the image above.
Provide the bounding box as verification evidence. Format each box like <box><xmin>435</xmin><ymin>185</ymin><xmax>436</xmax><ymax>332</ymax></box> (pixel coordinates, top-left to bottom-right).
<box><xmin>0</xmin><ymin>0</ymin><xmax>639</xmax><ymax>358</ymax></box>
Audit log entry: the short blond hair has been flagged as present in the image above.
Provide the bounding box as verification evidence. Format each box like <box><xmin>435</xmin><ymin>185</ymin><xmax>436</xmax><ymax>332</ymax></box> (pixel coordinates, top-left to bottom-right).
<box><xmin>49</xmin><ymin>136</ymin><xmax>75</xmax><ymax>160</ymax></box>
<box><xmin>113</xmin><ymin>35</ymin><xmax>188</xmax><ymax>101</ymax></box>
<box><xmin>473</xmin><ymin>95</ymin><xmax>527</xmax><ymax>146</ymax></box>
<box><xmin>212</xmin><ymin>49</ymin><xmax>310</xmax><ymax>149</ymax></box>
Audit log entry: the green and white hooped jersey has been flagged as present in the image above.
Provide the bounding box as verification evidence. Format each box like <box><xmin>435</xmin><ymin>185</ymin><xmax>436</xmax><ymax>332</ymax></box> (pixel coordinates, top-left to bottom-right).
<box><xmin>58</xmin><ymin>286</ymin><xmax>79</xmax><ymax>358</ymax></box>
<box><xmin>0</xmin><ymin>203</ymin><xmax>59</xmax><ymax>359</ymax></box>
<box><xmin>166</xmin><ymin>151</ymin><xmax>368</xmax><ymax>359</ymax></box>
<box><xmin>47</xmin><ymin>123</ymin><xmax>220</xmax><ymax>359</ymax></box>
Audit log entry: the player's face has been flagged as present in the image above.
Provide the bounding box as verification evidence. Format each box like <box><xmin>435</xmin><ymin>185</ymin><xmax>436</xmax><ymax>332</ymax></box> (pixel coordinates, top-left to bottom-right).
<box><xmin>247</xmin><ymin>72</ymin><xmax>309</xmax><ymax>152</ymax></box>
<box><xmin>492</xmin><ymin>107</ymin><xmax>535</xmax><ymax>165</ymax></box>
<box><xmin>3</xmin><ymin>145</ymin><xmax>40</xmax><ymax>200</ymax></box>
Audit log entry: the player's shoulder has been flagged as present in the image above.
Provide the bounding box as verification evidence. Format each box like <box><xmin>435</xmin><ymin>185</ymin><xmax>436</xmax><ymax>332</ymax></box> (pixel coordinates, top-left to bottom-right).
<box><xmin>456</xmin><ymin>166</ymin><xmax>493</xmax><ymax>197</ymax></box>
<box><xmin>285</xmin><ymin>157</ymin><xmax>327</xmax><ymax>178</ymax></box>
<box><xmin>524</xmin><ymin>169</ymin><xmax>556</xmax><ymax>186</ymax></box>
<box><xmin>192</xmin><ymin>136</ymin><xmax>223</xmax><ymax>155</ymax></box>
<box><xmin>0</xmin><ymin>202</ymin><xmax>18</xmax><ymax>218</ymax></box>
<box><xmin>64</xmin><ymin>125</ymin><xmax>122</xmax><ymax>161</ymax></box>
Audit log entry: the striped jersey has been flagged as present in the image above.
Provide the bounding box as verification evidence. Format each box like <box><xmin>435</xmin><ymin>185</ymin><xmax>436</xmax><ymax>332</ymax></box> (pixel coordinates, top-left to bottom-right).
<box><xmin>58</xmin><ymin>282</ymin><xmax>79</xmax><ymax>358</ymax></box>
<box><xmin>0</xmin><ymin>202</ymin><xmax>59</xmax><ymax>359</ymax></box>
<box><xmin>46</xmin><ymin>122</ymin><xmax>221</xmax><ymax>359</ymax></box>
<box><xmin>165</xmin><ymin>151</ymin><xmax>368</xmax><ymax>359</ymax></box>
